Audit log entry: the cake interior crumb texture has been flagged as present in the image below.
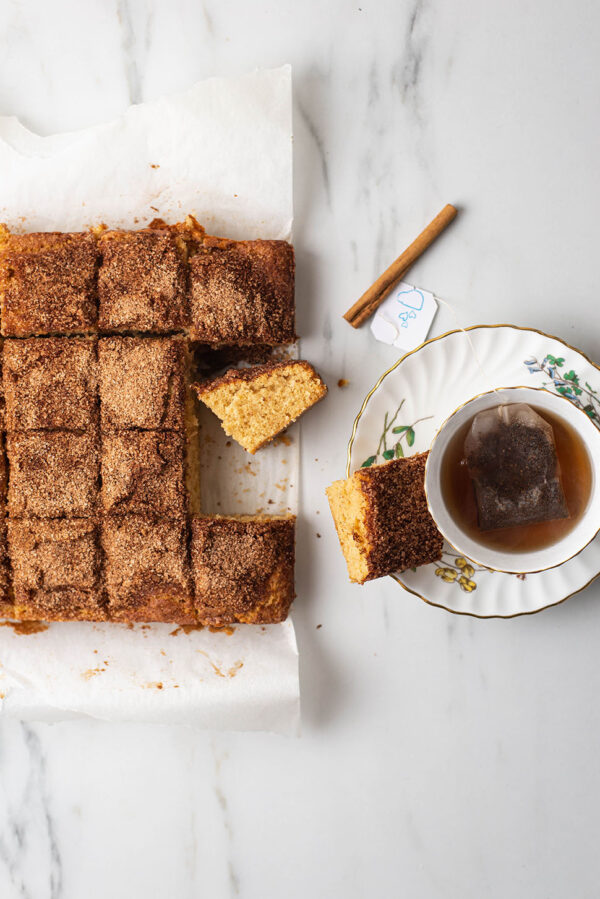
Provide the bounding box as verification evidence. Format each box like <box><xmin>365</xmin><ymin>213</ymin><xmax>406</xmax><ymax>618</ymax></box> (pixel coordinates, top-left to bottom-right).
<box><xmin>326</xmin><ymin>454</ymin><xmax>444</xmax><ymax>584</ymax></box>
<box><xmin>326</xmin><ymin>475</ymin><xmax>371</xmax><ymax>583</ymax></box>
<box><xmin>194</xmin><ymin>360</ymin><xmax>327</xmax><ymax>453</ymax></box>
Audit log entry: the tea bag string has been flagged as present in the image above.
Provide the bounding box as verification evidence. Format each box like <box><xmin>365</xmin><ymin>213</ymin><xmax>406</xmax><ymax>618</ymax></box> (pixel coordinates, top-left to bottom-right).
<box><xmin>434</xmin><ymin>295</ymin><xmax>503</xmax><ymax>399</ymax></box>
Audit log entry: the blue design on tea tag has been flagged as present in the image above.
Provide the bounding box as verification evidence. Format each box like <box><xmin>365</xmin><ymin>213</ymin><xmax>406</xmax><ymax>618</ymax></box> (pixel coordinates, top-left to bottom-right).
<box><xmin>370</xmin><ymin>281</ymin><xmax>438</xmax><ymax>350</ymax></box>
<box><xmin>396</xmin><ymin>287</ymin><xmax>425</xmax><ymax>327</ymax></box>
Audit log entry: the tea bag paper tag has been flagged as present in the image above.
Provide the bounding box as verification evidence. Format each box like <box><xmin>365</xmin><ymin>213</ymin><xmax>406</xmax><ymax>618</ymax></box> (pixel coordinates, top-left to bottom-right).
<box><xmin>370</xmin><ymin>281</ymin><xmax>438</xmax><ymax>351</ymax></box>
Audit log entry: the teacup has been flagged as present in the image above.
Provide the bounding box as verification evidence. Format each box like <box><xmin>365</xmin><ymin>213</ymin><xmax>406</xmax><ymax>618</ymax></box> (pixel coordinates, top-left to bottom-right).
<box><xmin>424</xmin><ymin>386</ymin><xmax>600</xmax><ymax>574</ymax></box>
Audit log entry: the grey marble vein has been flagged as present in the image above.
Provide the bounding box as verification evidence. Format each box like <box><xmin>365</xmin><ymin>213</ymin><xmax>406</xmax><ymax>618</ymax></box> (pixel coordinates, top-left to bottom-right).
<box><xmin>401</xmin><ymin>0</ymin><xmax>425</xmax><ymax>106</ymax></box>
<box><xmin>0</xmin><ymin>724</ymin><xmax>63</xmax><ymax>899</ymax></box>
<box><xmin>296</xmin><ymin>97</ymin><xmax>330</xmax><ymax>206</ymax></box>
<box><xmin>201</xmin><ymin>0</ymin><xmax>215</xmax><ymax>36</ymax></box>
<box><xmin>116</xmin><ymin>0</ymin><xmax>143</xmax><ymax>105</ymax></box>
<box><xmin>212</xmin><ymin>744</ymin><xmax>239</xmax><ymax>896</ymax></box>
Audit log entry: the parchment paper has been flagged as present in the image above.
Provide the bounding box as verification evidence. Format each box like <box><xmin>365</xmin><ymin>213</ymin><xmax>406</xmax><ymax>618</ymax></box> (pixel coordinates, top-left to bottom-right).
<box><xmin>0</xmin><ymin>66</ymin><xmax>300</xmax><ymax>735</ymax></box>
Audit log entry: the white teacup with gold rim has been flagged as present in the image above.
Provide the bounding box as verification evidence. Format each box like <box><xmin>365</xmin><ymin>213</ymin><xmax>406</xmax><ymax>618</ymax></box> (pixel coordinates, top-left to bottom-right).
<box><xmin>424</xmin><ymin>386</ymin><xmax>600</xmax><ymax>574</ymax></box>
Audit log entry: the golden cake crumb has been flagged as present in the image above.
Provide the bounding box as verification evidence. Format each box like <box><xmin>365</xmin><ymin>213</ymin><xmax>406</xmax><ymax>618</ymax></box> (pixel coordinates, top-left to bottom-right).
<box><xmin>194</xmin><ymin>360</ymin><xmax>327</xmax><ymax>454</ymax></box>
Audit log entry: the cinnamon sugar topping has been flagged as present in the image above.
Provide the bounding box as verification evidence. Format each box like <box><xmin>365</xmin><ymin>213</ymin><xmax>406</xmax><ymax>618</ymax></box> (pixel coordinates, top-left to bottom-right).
<box><xmin>4</xmin><ymin>337</ymin><xmax>97</xmax><ymax>431</ymax></box>
<box><xmin>98</xmin><ymin>228</ymin><xmax>188</xmax><ymax>333</ymax></box>
<box><xmin>99</xmin><ymin>336</ymin><xmax>186</xmax><ymax>431</ymax></box>
<box><xmin>190</xmin><ymin>515</ymin><xmax>295</xmax><ymax>625</ymax></box>
<box><xmin>188</xmin><ymin>237</ymin><xmax>295</xmax><ymax>344</ymax></box>
<box><xmin>0</xmin><ymin>218</ymin><xmax>299</xmax><ymax>624</ymax></box>
<box><xmin>8</xmin><ymin>518</ymin><xmax>105</xmax><ymax>620</ymax></box>
<box><xmin>0</xmin><ymin>229</ymin><xmax>98</xmax><ymax>336</ymax></box>
<box><xmin>101</xmin><ymin>430</ymin><xmax>186</xmax><ymax>517</ymax></box>
<box><xmin>7</xmin><ymin>431</ymin><xmax>99</xmax><ymax>519</ymax></box>
<box><xmin>102</xmin><ymin>516</ymin><xmax>194</xmax><ymax>623</ymax></box>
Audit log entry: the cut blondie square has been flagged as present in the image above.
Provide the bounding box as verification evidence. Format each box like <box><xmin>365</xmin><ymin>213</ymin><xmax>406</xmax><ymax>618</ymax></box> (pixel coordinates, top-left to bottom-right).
<box><xmin>101</xmin><ymin>430</ymin><xmax>186</xmax><ymax>517</ymax></box>
<box><xmin>8</xmin><ymin>519</ymin><xmax>105</xmax><ymax>621</ymax></box>
<box><xmin>98</xmin><ymin>336</ymin><xmax>188</xmax><ymax>431</ymax></box>
<box><xmin>98</xmin><ymin>226</ymin><xmax>188</xmax><ymax>333</ymax></box>
<box><xmin>0</xmin><ymin>227</ymin><xmax>98</xmax><ymax>336</ymax></box>
<box><xmin>190</xmin><ymin>515</ymin><xmax>295</xmax><ymax>625</ymax></box>
<box><xmin>186</xmin><ymin>220</ymin><xmax>296</xmax><ymax>345</ymax></box>
<box><xmin>326</xmin><ymin>453</ymin><xmax>444</xmax><ymax>584</ymax></box>
<box><xmin>193</xmin><ymin>360</ymin><xmax>327</xmax><ymax>454</ymax></box>
<box><xmin>3</xmin><ymin>337</ymin><xmax>97</xmax><ymax>431</ymax></box>
<box><xmin>102</xmin><ymin>516</ymin><xmax>195</xmax><ymax>623</ymax></box>
<box><xmin>7</xmin><ymin>431</ymin><xmax>99</xmax><ymax>518</ymax></box>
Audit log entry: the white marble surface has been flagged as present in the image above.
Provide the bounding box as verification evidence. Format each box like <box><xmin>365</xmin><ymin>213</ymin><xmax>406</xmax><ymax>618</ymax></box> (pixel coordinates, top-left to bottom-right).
<box><xmin>1</xmin><ymin>1</ymin><xmax>600</xmax><ymax>896</ymax></box>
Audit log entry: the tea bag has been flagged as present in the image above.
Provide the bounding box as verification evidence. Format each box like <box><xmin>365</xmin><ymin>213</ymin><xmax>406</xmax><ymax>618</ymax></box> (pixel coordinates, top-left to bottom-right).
<box><xmin>464</xmin><ymin>403</ymin><xmax>569</xmax><ymax>530</ymax></box>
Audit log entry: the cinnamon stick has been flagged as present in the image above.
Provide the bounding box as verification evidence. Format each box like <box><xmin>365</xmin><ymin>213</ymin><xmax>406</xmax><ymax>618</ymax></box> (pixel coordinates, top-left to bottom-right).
<box><xmin>344</xmin><ymin>204</ymin><xmax>457</xmax><ymax>328</ymax></box>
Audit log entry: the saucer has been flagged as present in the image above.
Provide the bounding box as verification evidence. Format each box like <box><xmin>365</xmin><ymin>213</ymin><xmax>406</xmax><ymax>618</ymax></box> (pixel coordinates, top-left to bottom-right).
<box><xmin>347</xmin><ymin>325</ymin><xmax>600</xmax><ymax>617</ymax></box>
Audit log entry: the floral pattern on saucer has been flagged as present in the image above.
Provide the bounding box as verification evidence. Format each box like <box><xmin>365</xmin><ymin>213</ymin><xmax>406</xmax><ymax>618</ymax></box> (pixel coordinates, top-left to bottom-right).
<box><xmin>348</xmin><ymin>326</ymin><xmax>600</xmax><ymax>617</ymax></box>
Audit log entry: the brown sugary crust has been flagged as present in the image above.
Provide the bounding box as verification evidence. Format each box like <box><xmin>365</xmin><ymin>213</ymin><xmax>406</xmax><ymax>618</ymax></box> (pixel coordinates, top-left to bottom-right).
<box><xmin>102</xmin><ymin>516</ymin><xmax>195</xmax><ymax>623</ymax></box>
<box><xmin>8</xmin><ymin>518</ymin><xmax>105</xmax><ymax>621</ymax></box>
<box><xmin>101</xmin><ymin>430</ymin><xmax>186</xmax><ymax>517</ymax></box>
<box><xmin>0</xmin><ymin>218</ymin><xmax>301</xmax><ymax>624</ymax></box>
<box><xmin>7</xmin><ymin>431</ymin><xmax>99</xmax><ymax>519</ymax></box>
<box><xmin>0</xmin><ymin>342</ymin><xmax>5</xmax><ymax>433</ymax></box>
<box><xmin>98</xmin><ymin>228</ymin><xmax>188</xmax><ymax>333</ymax></box>
<box><xmin>0</xmin><ymin>447</ymin><xmax>9</xmax><ymax>610</ymax></box>
<box><xmin>0</xmin><ymin>513</ymin><xmax>13</xmax><ymax>618</ymax></box>
<box><xmin>358</xmin><ymin>453</ymin><xmax>443</xmax><ymax>579</ymax></box>
<box><xmin>0</xmin><ymin>228</ymin><xmax>98</xmax><ymax>336</ymax></box>
<box><xmin>194</xmin><ymin>359</ymin><xmax>323</xmax><ymax>394</ymax></box>
<box><xmin>0</xmin><ymin>443</ymin><xmax>7</xmax><ymax>500</ymax></box>
<box><xmin>193</xmin><ymin>344</ymin><xmax>275</xmax><ymax>378</ymax></box>
<box><xmin>188</xmin><ymin>235</ymin><xmax>296</xmax><ymax>345</ymax></box>
<box><xmin>190</xmin><ymin>515</ymin><xmax>295</xmax><ymax>625</ymax></box>
<box><xmin>11</xmin><ymin>588</ymin><xmax>105</xmax><ymax>621</ymax></box>
<box><xmin>98</xmin><ymin>336</ymin><xmax>186</xmax><ymax>431</ymax></box>
<box><xmin>3</xmin><ymin>337</ymin><xmax>97</xmax><ymax>431</ymax></box>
